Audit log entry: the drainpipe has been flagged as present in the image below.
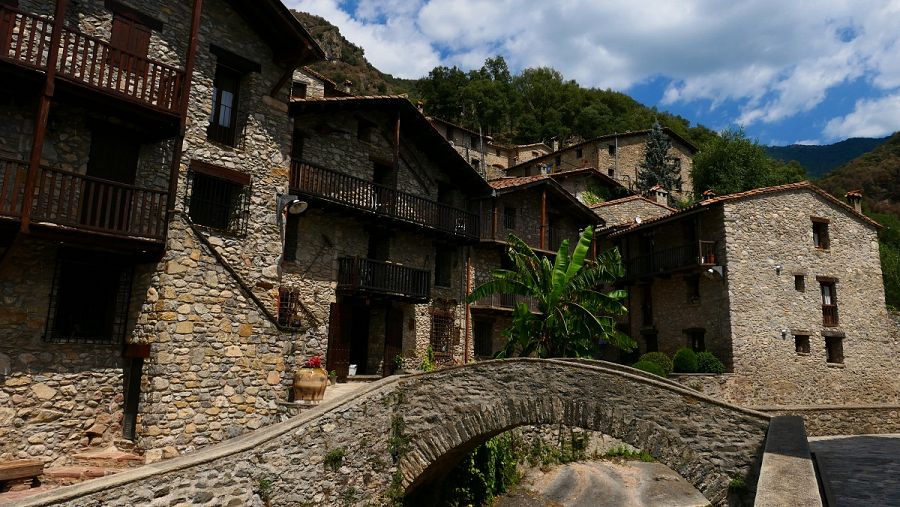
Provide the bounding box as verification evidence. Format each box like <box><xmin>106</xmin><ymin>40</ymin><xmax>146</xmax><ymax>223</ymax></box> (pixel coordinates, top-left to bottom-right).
<box><xmin>20</xmin><ymin>0</ymin><xmax>69</xmax><ymax>233</ymax></box>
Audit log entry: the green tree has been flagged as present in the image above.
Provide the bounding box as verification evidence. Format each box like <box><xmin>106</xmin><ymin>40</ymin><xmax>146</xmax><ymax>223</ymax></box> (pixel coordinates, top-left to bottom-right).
<box><xmin>466</xmin><ymin>226</ymin><xmax>635</xmax><ymax>358</ymax></box>
<box><xmin>636</xmin><ymin>120</ymin><xmax>682</xmax><ymax>194</ymax></box>
<box><xmin>691</xmin><ymin>127</ymin><xmax>804</xmax><ymax>198</ymax></box>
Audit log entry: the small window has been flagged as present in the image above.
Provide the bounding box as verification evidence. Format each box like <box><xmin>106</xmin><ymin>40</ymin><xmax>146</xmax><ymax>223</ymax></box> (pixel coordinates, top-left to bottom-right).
<box><xmin>608</xmin><ymin>168</ymin><xmax>615</xmax><ymax>178</ymax></box>
<box><xmin>277</xmin><ymin>287</ymin><xmax>302</xmax><ymax>328</ymax></box>
<box><xmin>794</xmin><ymin>334</ymin><xmax>810</xmax><ymax>354</ymax></box>
<box><xmin>44</xmin><ymin>250</ymin><xmax>133</xmax><ymax>344</ymax></box>
<box><xmin>503</xmin><ymin>206</ymin><xmax>517</xmax><ymax>230</ymax></box>
<box><xmin>794</xmin><ymin>275</ymin><xmax>805</xmax><ymax>292</ymax></box>
<box><xmin>429</xmin><ymin>303</ymin><xmax>456</xmax><ymax>359</ymax></box>
<box><xmin>686</xmin><ymin>329</ymin><xmax>705</xmax><ymax>352</ymax></box>
<box><xmin>685</xmin><ymin>275</ymin><xmax>700</xmax><ymax>302</ymax></box>
<box><xmin>291</xmin><ymin>81</ymin><xmax>308</xmax><ymax>99</ymax></box>
<box><xmin>812</xmin><ymin>218</ymin><xmax>830</xmax><ymax>249</ymax></box>
<box><xmin>554</xmin><ymin>155</ymin><xmax>561</xmax><ymax>168</ymax></box>
<box><xmin>608</xmin><ymin>145</ymin><xmax>616</xmax><ymax>156</ymax></box>
<box><xmin>471</xmin><ymin>158</ymin><xmax>480</xmax><ymax>169</ymax></box>
<box><xmin>109</xmin><ymin>13</ymin><xmax>151</xmax><ymax>68</ymax></box>
<box><xmin>473</xmin><ymin>319</ymin><xmax>493</xmax><ymax>358</ymax></box>
<box><xmin>825</xmin><ymin>335</ymin><xmax>843</xmax><ymax>364</ymax></box>
<box><xmin>820</xmin><ymin>280</ymin><xmax>838</xmax><ymax>327</ymax></box>
<box><xmin>208</xmin><ymin>65</ymin><xmax>241</xmax><ymax>145</ymax></box>
<box><xmin>435</xmin><ymin>248</ymin><xmax>452</xmax><ymax>288</ymax></box>
<box><xmin>186</xmin><ymin>164</ymin><xmax>251</xmax><ymax>235</ymax></box>
<box><xmin>357</xmin><ymin>119</ymin><xmax>375</xmax><ymax>143</ymax></box>
<box><xmin>643</xmin><ymin>331</ymin><xmax>658</xmax><ymax>353</ymax></box>
<box><xmin>576</xmin><ymin>148</ymin><xmax>583</xmax><ymax>159</ymax></box>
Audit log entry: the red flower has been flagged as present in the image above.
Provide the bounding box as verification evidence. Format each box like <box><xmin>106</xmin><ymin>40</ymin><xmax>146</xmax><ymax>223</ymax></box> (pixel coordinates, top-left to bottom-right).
<box><xmin>303</xmin><ymin>355</ymin><xmax>323</xmax><ymax>368</ymax></box>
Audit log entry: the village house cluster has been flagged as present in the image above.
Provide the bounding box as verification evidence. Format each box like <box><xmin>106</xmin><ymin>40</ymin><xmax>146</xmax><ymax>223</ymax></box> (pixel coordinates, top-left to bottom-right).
<box><xmin>0</xmin><ymin>0</ymin><xmax>895</xmax><ymax>476</ymax></box>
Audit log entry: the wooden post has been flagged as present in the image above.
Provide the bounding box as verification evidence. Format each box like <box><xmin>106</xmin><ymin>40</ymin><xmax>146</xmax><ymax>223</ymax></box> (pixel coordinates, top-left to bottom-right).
<box><xmin>20</xmin><ymin>0</ymin><xmax>68</xmax><ymax>233</ymax></box>
<box><xmin>539</xmin><ymin>189</ymin><xmax>547</xmax><ymax>250</ymax></box>
<box><xmin>393</xmin><ymin>112</ymin><xmax>400</xmax><ymax>173</ymax></box>
<box><xmin>490</xmin><ymin>199</ymin><xmax>497</xmax><ymax>240</ymax></box>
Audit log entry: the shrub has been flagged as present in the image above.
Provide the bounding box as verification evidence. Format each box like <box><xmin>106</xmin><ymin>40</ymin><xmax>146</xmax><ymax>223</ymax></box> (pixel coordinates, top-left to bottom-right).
<box><xmin>697</xmin><ymin>351</ymin><xmax>726</xmax><ymax>374</ymax></box>
<box><xmin>673</xmin><ymin>347</ymin><xmax>698</xmax><ymax>373</ymax></box>
<box><xmin>632</xmin><ymin>360</ymin><xmax>666</xmax><ymax>378</ymax></box>
<box><xmin>638</xmin><ymin>352</ymin><xmax>672</xmax><ymax>377</ymax></box>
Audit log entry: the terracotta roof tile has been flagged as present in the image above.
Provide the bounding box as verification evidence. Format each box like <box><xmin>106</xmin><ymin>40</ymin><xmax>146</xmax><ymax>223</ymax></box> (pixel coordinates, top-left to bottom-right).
<box><xmin>487</xmin><ymin>174</ymin><xmax>549</xmax><ymax>189</ymax></box>
<box><xmin>590</xmin><ymin>194</ymin><xmax>675</xmax><ymax>212</ymax></box>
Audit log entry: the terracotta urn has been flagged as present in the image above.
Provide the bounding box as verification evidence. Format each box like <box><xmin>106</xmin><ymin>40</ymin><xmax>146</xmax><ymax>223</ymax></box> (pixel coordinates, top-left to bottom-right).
<box><xmin>293</xmin><ymin>367</ymin><xmax>328</xmax><ymax>402</ymax></box>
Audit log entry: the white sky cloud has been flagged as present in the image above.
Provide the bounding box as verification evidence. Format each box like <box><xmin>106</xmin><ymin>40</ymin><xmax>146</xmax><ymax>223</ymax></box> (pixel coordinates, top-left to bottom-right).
<box><xmin>287</xmin><ymin>0</ymin><xmax>900</xmax><ymax>138</ymax></box>
<box><xmin>824</xmin><ymin>93</ymin><xmax>900</xmax><ymax>139</ymax></box>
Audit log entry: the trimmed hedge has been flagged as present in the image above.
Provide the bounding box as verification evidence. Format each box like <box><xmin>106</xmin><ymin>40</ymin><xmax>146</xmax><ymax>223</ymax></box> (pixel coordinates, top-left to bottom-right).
<box><xmin>638</xmin><ymin>352</ymin><xmax>672</xmax><ymax>377</ymax></box>
<box><xmin>632</xmin><ymin>360</ymin><xmax>666</xmax><ymax>378</ymax></box>
<box><xmin>697</xmin><ymin>351</ymin><xmax>726</xmax><ymax>374</ymax></box>
<box><xmin>673</xmin><ymin>347</ymin><xmax>698</xmax><ymax>373</ymax></box>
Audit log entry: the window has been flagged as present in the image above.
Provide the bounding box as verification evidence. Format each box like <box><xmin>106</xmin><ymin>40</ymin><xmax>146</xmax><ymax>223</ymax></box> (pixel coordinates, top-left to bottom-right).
<box><xmin>643</xmin><ymin>331</ymin><xmax>658</xmax><ymax>353</ymax></box>
<box><xmin>576</xmin><ymin>148</ymin><xmax>583</xmax><ymax>159</ymax></box>
<box><xmin>685</xmin><ymin>275</ymin><xmax>700</xmax><ymax>303</ymax></box>
<box><xmin>503</xmin><ymin>206</ymin><xmax>517</xmax><ymax>230</ymax></box>
<box><xmin>208</xmin><ymin>65</ymin><xmax>241</xmax><ymax>145</ymax></box>
<box><xmin>44</xmin><ymin>250</ymin><xmax>133</xmax><ymax>344</ymax></box>
<box><xmin>277</xmin><ymin>287</ymin><xmax>303</xmax><ymax>328</ymax></box>
<box><xmin>825</xmin><ymin>335</ymin><xmax>844</xmax><ymax>364</ymax></box>
<box><xmin>429</xmin><ymin>302</ymin><xmax>456</xmax><ymax>360</ymax></box>
<box><xmin>106</xmin><ymin>1</ymin><xmax>160</xmax><ymax>69</ymax></box>
<box><xmin>291</xmin><ymin>81</ymin><xmax>308</xmax><ymax>99</ymax></box>
<box><xmin>186</xmin><ymin>163</ymin><xmax>251</xmax><ymax>235</ymax></box>
<box><xmin>794</xmin><ymin>334</ymin><xmax>810</xmax><ymax>354</ymax></box>
<box><xmin>284</xmin><ymin>214</ymin><xmax>300</xmax><ymax>262</ymax></box>
<box><xmin>820</xmin><ymin>279</ymin><xmax>838</xmax><ymax>327</ymax></box>
<box><xmin>471</xmin><ymin>158</ymin><xmax>480</xmax><ymax>169</ymax></box>
<box><xmin>608</xmin><ymin>168</ymin><xmax>615</xmax><ymax>178</ymax></box>
<box><xmin>794</xmin><ymin>275</ymin><xmax>805</xmax><ymax>292</ymax></box>
<box><xmin>554</xmin><ymin>155</ymin><xmax>561</xmax><ymax>169</ymax></box>
<box><xmin>812</xmin><ymin>218</ymin><xmax>830</xmax><ymax>249</ymax></box>
<box><xmin>686</xmin><ymin>328</ymin><xmax>705</xmax><ymax>352</ymax></box>
<box><xmin>473</xmin><ymin>319</ymin><xmax>493</xmax><ymax>358</ymax></box>
<box><xmin>608</xmin><ymin>145</ymin><xmax>616</xmax><ymax>156</ymax></box>
<box><xmin>435</xmin><ymin>248</ymin><xmax>452</xmax><ymax>288</ymax></box>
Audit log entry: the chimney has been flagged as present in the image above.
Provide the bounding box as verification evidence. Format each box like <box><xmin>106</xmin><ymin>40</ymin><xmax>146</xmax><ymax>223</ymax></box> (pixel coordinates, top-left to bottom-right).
<box><xmin>551</xmin><ymin>139</ymin><xmax>559</xmax><ymax>152</ymax></box>
<box><xmin>702</xmin><ymin>189</ymin><xmax>717</xmax><ymax>200</ymax></box>
<box><xmin>343</xmin><ymin>80</ymin><xmax>352</xmax><ymax>94</ymax></box>
<box><xmin>651</xmin><ymin>185</ymin><xmax>669</xmax><ymax>206</ymax></box>
<box><xmin>845</xmin><ymin>190</ymin><xmax>862</xmax><ymax>213</ymax></box>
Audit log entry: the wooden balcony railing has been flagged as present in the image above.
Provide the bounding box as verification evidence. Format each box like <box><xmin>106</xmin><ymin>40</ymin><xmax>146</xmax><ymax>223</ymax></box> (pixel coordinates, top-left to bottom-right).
<box><xmin>625</xmin><ymin>240</ymin><xmax>718</xmax><ymax>278</ymax></box>
<box><xmin>30</xmin><ymin>165</ymin><xmax>167</xmax><ymax>241</ymax></box>
<box><xmin>0</xmin><ymin>158</ymin><xmax>28</xmax><ymax>219</ymax></box>
<box><xmin>471</xmin><ymin>293</ymin><xmax>540</xmax><ymax>313</ymax></box>
<box><xmin>337</xmin><ymin>256</ymin><xmax>430</xmax><ymax>301</ymax></box>
<box><xmin>0</xmin><ymin>5</ymin><xmax>183</xmax><ymax>113</ymax></box>
<box><xmin>822</xmin><ymin>304</ymin><xmax>839</xmax><ymax>327</ymax></box>
<box><xmin>291</xmin><ymin>162</ymin><xmax>479</xmax><ymax>240</ymax></box>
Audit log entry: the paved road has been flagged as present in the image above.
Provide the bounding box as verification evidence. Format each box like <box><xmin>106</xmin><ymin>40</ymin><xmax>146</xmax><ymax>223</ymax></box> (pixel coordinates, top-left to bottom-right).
<box><xmin>809</xmin><ymin>434</ymin><xmax>900</xmax><ymax>507</ymax></box>
<box><xmin>496</xmin><ymin>461</ymin><xmax>709</xmax><ymax>507</ymax></box>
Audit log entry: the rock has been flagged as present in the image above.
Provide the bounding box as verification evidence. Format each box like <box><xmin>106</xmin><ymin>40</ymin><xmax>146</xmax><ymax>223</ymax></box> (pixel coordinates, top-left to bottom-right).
<box><xmin>266</xmin><ymin>371</ymin><xmax>281</xmax><ymax>385</ymax></box>
<box><xmin>144</xmin><ymin>449</ymin><xmax>164</xmax><ymax>464</ymax></box>
<box><xmin>31</xmin><ymin>383</ymin><xmax>57</xmax><ymax>400</ymax></box>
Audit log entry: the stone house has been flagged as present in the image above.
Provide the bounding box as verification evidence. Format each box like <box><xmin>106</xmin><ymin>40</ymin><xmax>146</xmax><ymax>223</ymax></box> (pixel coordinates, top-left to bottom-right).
<box><xmin>506</xmin><ymin>129</ymin><xmax>698</xmax><ymax>200</ymax></box>
<box><xmin>0</xmin><ymin>0</ymin><xmax>326</xmax><ymax>466</ymax></box>
<box><xmin>470</xmin><ymin>175</ymin><xmax>601</xmax><ymax>356</ymax></box>
<box><xmin>599</xmin><ymin>182</ymin><xmax>897</xmax><ymax>407</ymax></box>
<box><xmin>290</xmin><ymin>66</ymin><xmax>351</xmax><ymax>100</ymax></box>
<box><xmin>592</xmin><ymin>191</ymin><xmax>676</xmax><ymax>233</ymax></box>
<box><xmin>287</xmin><ymin>95</ymin><xmax>491</xmax><ymax>376</ymax></box>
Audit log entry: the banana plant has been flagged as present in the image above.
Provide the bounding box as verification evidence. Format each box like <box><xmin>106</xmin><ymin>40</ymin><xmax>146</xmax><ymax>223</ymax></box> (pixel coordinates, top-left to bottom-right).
<box><xmin>467</xmin><ymin>225</ymin><xmax>634</xmax><ymax>358</ymax></box>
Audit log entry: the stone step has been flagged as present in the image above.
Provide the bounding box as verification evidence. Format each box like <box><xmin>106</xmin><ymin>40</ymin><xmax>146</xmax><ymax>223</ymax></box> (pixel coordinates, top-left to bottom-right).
<box><xmin>70</xmin><ymin>446</ymin><xmax>144</xmax><ymax>469</ymax></box>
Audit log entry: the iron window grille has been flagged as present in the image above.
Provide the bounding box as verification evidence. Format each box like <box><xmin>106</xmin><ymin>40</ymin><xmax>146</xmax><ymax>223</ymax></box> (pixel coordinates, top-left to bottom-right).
<box><xmin>185</xmin><ymin>168</ymin><xmax>250</xmax><ymax>236</ymax></box>
<box><xmin>429</xmin><ymin>302</ymin><xmax>457</xmax><ymax>363</ymax></box>
<box><xmin>277</xmin><ymin>287</ymin><xmax>303</xmax><ymax>328</ymax></box>
<box><xmin>43</xmin><ymin>250</ymin><xmax>133</xmax><ymax>345</ymax></box>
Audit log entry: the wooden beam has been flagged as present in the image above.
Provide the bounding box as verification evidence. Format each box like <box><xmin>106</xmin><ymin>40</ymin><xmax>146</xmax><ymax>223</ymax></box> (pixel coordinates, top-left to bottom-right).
<box><xmin>20</xmin><ymin>0</ymin><xmax>69</xmax><ymax>233</ymax></box>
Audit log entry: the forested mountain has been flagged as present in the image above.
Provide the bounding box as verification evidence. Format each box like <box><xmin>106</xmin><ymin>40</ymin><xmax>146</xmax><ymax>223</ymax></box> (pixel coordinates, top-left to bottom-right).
<box><xmin>767</xmin><ymin>137</ymin><xmax>890</xmax><ymax>178</ymax></box>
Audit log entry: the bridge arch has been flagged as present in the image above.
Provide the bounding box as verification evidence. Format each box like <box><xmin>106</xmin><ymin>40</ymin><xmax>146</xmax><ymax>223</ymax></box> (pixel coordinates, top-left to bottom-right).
<box><xmin>395</xmin><ymin>359</ymin><xmax>770</xmax><ymax>504</ymax></box>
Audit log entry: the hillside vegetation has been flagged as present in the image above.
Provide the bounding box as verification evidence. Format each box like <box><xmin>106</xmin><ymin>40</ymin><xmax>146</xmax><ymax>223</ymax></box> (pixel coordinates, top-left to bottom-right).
<box><xmin>767</xmin><ymin>137</ymin><xmax>890</xmax><ymax>178</ymax></box>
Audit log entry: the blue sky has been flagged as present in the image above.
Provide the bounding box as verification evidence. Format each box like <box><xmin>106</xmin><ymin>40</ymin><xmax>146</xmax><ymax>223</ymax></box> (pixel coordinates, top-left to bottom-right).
<box><xmin>288</xmin><ymin>0</ymin><xmax>900</xmax><ymax>146</ymax></box>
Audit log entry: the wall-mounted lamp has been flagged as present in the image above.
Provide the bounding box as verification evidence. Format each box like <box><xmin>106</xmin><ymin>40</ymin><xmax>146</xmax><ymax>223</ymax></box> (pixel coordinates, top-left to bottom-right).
<box><xmin>774</xmin><ymin>264</ymin><xmax>783</xmax><ymax>275</ymax></box>
<box><xmin>704</xmin><ymin>265</ymin><xmax>724</xmax><ymax>279</ymax></box>
<box><xmin>276</xmin><ymin>194</ymin><xmax>308</xmax><ymax>226</ymax></box>
<box><xmin>781</xmin><ymin>329</ymin><xmax>789</xmax><ymax>340</ymax></box>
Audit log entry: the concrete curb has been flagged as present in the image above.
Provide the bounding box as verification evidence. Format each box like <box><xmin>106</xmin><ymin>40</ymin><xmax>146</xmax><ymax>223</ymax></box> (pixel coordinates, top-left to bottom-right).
<box><xmin>755</xmin><ymin>416</ymin><xmax>822</xmax><ymax>507</ymax></box>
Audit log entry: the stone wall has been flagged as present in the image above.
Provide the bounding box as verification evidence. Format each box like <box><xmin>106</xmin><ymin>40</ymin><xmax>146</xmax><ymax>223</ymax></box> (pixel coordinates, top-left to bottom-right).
<box><xmin>762</xmin><ymin>405</ymin><xmax>900</xmax><ymax>436</ymax></box>
<box><xmin>291</xmin><ymin>68</ymin><xmax>327</xmax><ymax>99</ymax></box>
<box><xmin>723</xmin><ymin>190</ymin><xmax>898</xmax><ymax>405</ymax></box>
<box><xmin>16</xmin><ymin>360</ymin><xmax>772</xmax><ymax>507</ymax></box>
<box><xmin>592</xmin><ymin>195</ymin><xmax>674</xmax><ymax>228</ymax></box>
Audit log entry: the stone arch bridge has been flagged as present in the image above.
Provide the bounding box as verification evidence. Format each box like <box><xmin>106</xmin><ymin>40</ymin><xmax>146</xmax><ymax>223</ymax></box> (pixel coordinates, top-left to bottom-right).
<box><xmin>20</xmin><ymin>359</ymin><xmax>772</xmax><ymax>506</ymax></box>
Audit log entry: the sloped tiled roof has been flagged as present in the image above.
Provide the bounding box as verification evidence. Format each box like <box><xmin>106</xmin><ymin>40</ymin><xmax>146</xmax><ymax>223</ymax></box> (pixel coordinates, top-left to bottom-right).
<box><xmin>609</xmin><ymin>181</ymin><xmax>881</xmax><ymax>237</ymax></box>
<box><xmin>591</xmin><ymin>194</ymin><xmax>676</xmax><ymax>212</ymax></box>
<box><xmin>487</xmin><ymin>174</ymin><xmax>549</xmax><ymax>190</ymax></box>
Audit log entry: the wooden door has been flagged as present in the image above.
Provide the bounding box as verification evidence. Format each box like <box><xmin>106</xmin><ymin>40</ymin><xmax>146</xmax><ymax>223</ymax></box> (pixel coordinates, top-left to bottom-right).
<box><xmin>326</xmin><ymin>302</ymin><xmax>350</xmax><ymax>381</ymax></box>
<box><xmin>82</xmin><ymin>128</ymin><xmax>140</xmax><ymax>232</ymax></box>
<box><xmin>383</xmin><ymin>306</ymin><xmax>403</xmax><ymax>377</ymax></box>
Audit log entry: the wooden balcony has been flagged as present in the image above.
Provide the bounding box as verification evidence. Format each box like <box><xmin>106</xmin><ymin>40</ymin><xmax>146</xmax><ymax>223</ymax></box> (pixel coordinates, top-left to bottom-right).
<box><xmin>479</xmin><ymin>214</ymin><xmax>564</xmax><ymax>254</ymax></box>
<box><xmin>290</xmin><ymin>162</ymin><xmax>479</xmax><ymax>241</ymax></box>
<box><xmin>471</xmin><ymin>293</ymin><xmax>540</xmax><ymax>313</ymax></box>
<box><xmin>822</xmin><ymin>304</ymin><xmax>839</xmax><ymax>327</ymax></box>
<box><xmin>0</xmin><ymin>5</ymin><xmax>183</xmax><ymax>114</ymax></box>
<box><xmin>625</xmin><ymin>240</ymin><xmax>718</xmax><ymax>279</ymax></box>
<box><xmin>337</xmin><ymin>256</ymin><xmax>430</xmax><ymax>302</ymax></box>
<box><xmin>0</xmin><ymin>156</ymin><xmax>167</xmax><ymax>243</ymax></box>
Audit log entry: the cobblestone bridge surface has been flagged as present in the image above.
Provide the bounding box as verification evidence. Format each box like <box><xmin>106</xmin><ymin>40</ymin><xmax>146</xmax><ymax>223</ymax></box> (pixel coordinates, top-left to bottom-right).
<box><xmin>810</xmin><ymin>434</ymin><xmax>900</xmax><ymax>506</ymax></box>
<box><xmin>17</xmin><ymin>359</ymin><xmax>771</xmax><ymax>507</ymax></box>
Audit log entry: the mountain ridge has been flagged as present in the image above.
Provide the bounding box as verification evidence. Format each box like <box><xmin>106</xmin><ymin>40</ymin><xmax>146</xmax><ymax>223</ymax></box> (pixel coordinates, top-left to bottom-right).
<box><xmin>766</xmin><ymin>136</ymin><xmax>891</xmax><ymax>178</ymax></box>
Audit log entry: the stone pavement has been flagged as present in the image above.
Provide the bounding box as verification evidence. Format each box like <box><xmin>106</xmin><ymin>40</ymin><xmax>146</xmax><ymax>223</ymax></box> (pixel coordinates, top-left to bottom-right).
<box><xmin>808</xmin><ymin>434</ymin><xmax>900</xmax><ymax>507</ymax></box>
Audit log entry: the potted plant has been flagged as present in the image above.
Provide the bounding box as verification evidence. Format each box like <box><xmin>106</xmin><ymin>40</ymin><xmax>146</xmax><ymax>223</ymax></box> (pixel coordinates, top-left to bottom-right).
<box><xmin>328</xmin><ymin>369</ymin><xmax>337</xmax><ymax>385</ymax></box>
<box><xmin>393</xmin><ymin>354</ymin><xmax>404</xmax><ymax>375</ymax></box>
<box><xmin>293</xmin><ymin>355</ymin><xmax>328</xmax><ymax>402</ymax></box>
